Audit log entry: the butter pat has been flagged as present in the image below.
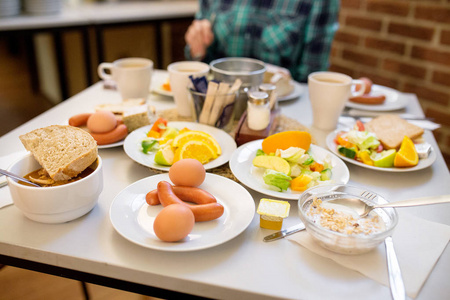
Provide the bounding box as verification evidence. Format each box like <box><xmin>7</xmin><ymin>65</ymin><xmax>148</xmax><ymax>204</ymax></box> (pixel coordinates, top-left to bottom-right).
<box><xmin>415</xmin><ymin>142</ymin><xmax>431</xmax><ymax>159</ymax></box>
<box><xmin>257</xmin><ymin>198</ymin><xmax>290</xmax><ymax>230</ymax></box>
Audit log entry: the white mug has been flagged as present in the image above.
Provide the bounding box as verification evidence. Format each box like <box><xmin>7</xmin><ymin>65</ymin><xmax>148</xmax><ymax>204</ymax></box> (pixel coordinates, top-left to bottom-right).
<box><xmin>168</xmin><ymin>61</ymin><xmax>210</xmax><ymax>117</ymax></box>
<box><xmin>308</xmin><ymin>72</ymin><xmax>366</xmax><ymax>131</ymax></box>
<box><xmin>98</xmin><ymin>57</ymin><xmax>153</xmax><ymax>100</ymax></box>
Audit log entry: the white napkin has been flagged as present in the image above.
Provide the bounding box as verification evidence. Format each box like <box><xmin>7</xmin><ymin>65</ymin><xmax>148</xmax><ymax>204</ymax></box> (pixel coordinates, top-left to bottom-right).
<box><xmin>341</xmin><ymin>110</ymin><xmax>441</xmax><ymax>131</ymax></box>
<box><xmin>287</xmin><ymin>212</ymin><xmax>450</xmax><ymax>298</ymax></box>
<box><xmin>0</xmin><ymin>151</ymin><xmax>27</xmax><ymax>208</ymax></box>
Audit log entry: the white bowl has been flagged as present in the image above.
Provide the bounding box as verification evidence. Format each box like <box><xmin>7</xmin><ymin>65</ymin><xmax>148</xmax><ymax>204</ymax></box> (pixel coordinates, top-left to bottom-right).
<box><xmin>7</xmin><ymin>153</ymin><xmax>103</xmax><ymax>223</ymax></box>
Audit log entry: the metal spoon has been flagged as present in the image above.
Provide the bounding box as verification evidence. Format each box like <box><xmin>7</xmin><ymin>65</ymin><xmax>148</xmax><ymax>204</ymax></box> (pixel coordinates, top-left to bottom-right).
<box><xmin>0</xmin><ymin>168</ymin><xmax>41</xmax><ymax>187</ymax></box>
<box><xmin>329</xmin><ymin>194</ymin><xmax>450</xmax><ymax>218</ymax></box>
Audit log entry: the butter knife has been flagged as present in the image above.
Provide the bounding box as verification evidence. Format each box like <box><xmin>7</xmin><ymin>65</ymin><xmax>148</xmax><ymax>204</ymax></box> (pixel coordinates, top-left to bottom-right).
<box><xmin>385</xmin><ymin>236</ymin><xmax>406</xmax><ymax>300</ymax></box>
<box><xmin>263</xmin><ymin>223</ymin><xmax>306</xmax><ymax>242</ymax></box>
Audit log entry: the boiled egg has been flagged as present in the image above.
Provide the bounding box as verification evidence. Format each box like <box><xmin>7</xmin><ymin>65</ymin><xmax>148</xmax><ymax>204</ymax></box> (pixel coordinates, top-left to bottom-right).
<box><xmin>169</xmin><ymin>159</ymin><xmax>206</xmax><ymax>187</ymax></box>
<box><xmin>153</xmin><ymin>204</ymin><xmax>195</xmax><ymax>242</ymax></box>
<box><xmin>87</xmin><ymin>110</ymin><xmax>117</xmax><ymax>133</ymax></box>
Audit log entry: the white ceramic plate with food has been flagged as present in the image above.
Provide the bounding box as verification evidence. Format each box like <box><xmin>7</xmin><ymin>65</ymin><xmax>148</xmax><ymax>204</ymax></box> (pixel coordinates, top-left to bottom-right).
<box><xmin>345</xmin><ymin>85</ymin><xmax>408</xmax><ymax>111</ymax></box>
<box><xmin>278</xmin><ymin>81</ymin><xmax>306</xmax><ymax>102</ymax></box>
<box><xmin>150</xmin><ymin>70</ymin><xmax>173</xmax><ymax>97</ymax></box>
<box><xmin>109</xmin><ymin>173</ymin><xmax>255</xmax><ymax>252</ymax></box>
<box><xmin>326</xmin><ymin>130</ymin><xmax>437</xmax><ymax>172</ymax></box>
<box><xmin>229</xmin><ymin>140</ymin><xmax>350</xmax><ymax>200</ymax></box>
<box><xmin>123</xmin><ymin>121</ymin><xmax>237</xmax><ymax>171</ymax></box>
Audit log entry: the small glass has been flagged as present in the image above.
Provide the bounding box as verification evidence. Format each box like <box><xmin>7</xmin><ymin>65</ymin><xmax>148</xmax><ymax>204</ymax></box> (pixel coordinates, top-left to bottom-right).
<box><xmin>187</xmin><ymin>88</ymin><xmax>238</xmax><ymax>132</ymax></box>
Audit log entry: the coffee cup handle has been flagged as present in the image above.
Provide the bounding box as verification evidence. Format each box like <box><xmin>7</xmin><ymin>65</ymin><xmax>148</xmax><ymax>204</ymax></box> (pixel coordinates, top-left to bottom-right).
<box><xmin>98</xmin><ymin>63</ymin><xmax>113</xmax><ymax>80</ymax></box>
<box><xmin>350</xmin><ymin>79</ymin><xmax>366</xmax><ymax>98</ymax></box>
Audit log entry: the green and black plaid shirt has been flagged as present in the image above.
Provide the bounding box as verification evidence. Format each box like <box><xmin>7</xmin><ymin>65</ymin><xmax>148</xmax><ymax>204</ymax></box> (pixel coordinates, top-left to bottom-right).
<box><xmin>186</xmin><ymin>0</ymin><xmax>339</xmax><ymax>82</ymax></box>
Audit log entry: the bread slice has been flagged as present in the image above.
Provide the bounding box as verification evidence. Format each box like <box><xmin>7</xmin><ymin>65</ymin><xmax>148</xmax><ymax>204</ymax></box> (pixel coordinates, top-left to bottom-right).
<box><xmin>19</xmin><ymin>125</ymin><xmax>98</xmax><ymax>181</ymax></box>
<box><xmin>122</xmin><ymin>104</ymin><xmax>151</xmax><ymax>132</ymax></box>
<box><xmin>364</xmin><ymin>115</ymin><xmax>424</xmax><ymax>150</ymax></box>
<box><xmin>263</xmin><ymin>64</ymin><xmax>294</xmax><ymax>97</ymax></box>
<box><xmin>95</xmin><ymin>99</ymin><xmax>146</xmax><ymax>115</ymax></box>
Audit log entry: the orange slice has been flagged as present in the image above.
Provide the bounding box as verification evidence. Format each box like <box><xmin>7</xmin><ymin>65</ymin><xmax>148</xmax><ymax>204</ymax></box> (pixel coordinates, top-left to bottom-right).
<box><xmin>262</xmin><ymin>131</ymin><xmax>311</xmax><ymax>154</ymax></box>
<box><xmin>175</xmin><ymin>140</ymin><xmax>217</xmax><ymax>164</ymax></box>
<box><xmin>172</xmin><ymin>130</ymin><xmax>221</xmax><ymax>155</ymax></box>
<box><xmin>394</xmin><ymin>136</ymin><xmax>419</xmax><ymax>167</ymax></box>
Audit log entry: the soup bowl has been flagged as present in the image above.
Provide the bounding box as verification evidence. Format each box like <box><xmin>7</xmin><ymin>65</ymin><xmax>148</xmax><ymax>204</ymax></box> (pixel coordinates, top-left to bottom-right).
<box><xmin>7</xmin><ymin>153</ymin><xmax>103</xmax><ymax>223</ymax></box>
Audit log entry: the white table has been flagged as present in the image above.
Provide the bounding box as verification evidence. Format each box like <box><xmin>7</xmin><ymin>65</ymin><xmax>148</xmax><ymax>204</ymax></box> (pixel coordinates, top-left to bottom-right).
<box><xmin>1</xmin><ymin>73</ymin><xmax>449</xmax><ymax>300</ymax></box>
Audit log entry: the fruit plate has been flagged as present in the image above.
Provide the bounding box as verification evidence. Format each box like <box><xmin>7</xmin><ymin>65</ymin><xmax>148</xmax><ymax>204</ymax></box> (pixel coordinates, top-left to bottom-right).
<box><xmin>326</xmin><ymin>130</ymin><xmax>437</xmax><ymax>172</ymax></box>
<box><xmin>229</xmin><ymin>140</ymin><xmax>350</xmax><ymax>200</ymax></box>
<box><xmin>345</xmin><ymin>85</ymin><xmax>408</xmax><ymax>111</ymax></box>
<box><xmin>123</xmin><ymin>122</ymin><xmax>237</xmax><ymax>171</ymax></box>
<box><xmin>109</xmin><ymin>173</ymin><xmax>255</xmax><ymax>252</ymax></box>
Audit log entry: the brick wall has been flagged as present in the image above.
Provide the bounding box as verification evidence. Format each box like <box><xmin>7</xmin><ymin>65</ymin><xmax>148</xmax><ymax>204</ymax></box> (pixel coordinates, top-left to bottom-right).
<box><xmin>329</xmin><ymin>0</ymin><xmax>450</xmax><ymax>167</ymax></box>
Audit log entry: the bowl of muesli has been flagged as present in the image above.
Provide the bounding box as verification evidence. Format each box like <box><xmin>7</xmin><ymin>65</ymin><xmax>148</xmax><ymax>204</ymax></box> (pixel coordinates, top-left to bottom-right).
<box><xmin>298</xmin><ymin>184</ymin><xmax>398</xmax><ymax>255</ymax></box>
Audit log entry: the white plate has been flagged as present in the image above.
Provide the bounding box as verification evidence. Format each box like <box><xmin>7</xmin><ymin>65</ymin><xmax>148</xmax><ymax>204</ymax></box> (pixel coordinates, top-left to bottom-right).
<box><xmin>326</xmin><ymin>130</ymin><xmax>437</xmax><ymax>172</ymax></box>
<box><xmin>98</xmin><ymin>139</ymin><xmax>124</xmax><ymax>149</ymax></box>
<box><xmin>150</xmin><ymin>70</ymin><xmax>173</xmax><ymax>97</ymax></box>
<box><xmin>229</xmin><ymin>140</ymin><xmax>350</xmax><ymax>200</ymax></box>
<box><xmin>345</xmin><ymin>85</ymin><xmax>408</xmax><ymax>111</ymax></box>
<box><xmin>123</xmin><ymin>121</ymin><xmax>237</xmax><ymax>171</ymax></box>
<box><xmin>278</xmin><ymin>81</ymin><xmax>305</xmax><ymax>102</ymax></box>
<box><xmin>109</xmin><ymin>173</ymin><xmax>255</xmax><ymax>251</ymax></box>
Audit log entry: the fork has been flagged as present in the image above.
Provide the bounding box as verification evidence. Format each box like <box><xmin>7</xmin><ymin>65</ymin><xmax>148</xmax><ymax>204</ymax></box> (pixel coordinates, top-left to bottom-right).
<box><xmin>360</xmin><ymin>192</ymin><xmax>450</xmax><ymax>218</ymax></box>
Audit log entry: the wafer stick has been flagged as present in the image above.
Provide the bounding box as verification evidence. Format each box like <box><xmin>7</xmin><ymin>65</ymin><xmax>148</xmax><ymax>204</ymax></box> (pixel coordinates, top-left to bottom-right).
<box><xmin>199</xmin><ymin>81</ymin><xmax>218</xmax><ymax>124</ymax></box>
<box><xmin>225</xmin><ymin>79</ymin><xmax>242</xmax><ymax>106</ymax></box>
<box><xmin>208</xmin><ymin>82</ymin><xmax>230</xmax><ymax>126</ymax></box>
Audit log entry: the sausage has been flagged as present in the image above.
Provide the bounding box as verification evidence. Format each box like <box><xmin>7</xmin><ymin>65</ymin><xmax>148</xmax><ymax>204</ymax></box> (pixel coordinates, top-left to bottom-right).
<box><xmin>146</xmin><ymin>186</ymin><xmax>217</xmax><ymax>206</ymax></box>
<box><xmin>89</xmin><ymin>124</ymin><xmax>128</xmax><ymax>145</ymax></box>
<box><xmin>69</xmin><ymin>113</ymin><xmax>92</xmax><ymax>127</ymax></box>
<box><xmin>355</xmin><ymin>77</ymin><xmax>373</xmax><ymax>94</ymax></box>
<box><xmin>157</xmin><ymin>181</ymin><xmax>224</xmax><ymax>222</ymax></box>
<box><xmin>188</xmin><ymin>202</ymin><xmax>224</xmax><ymax>222</ymax></box>
<box><xmin>349</xmin><ymin>94</ymin><xmax>386</xmax><ymax>105</ymax></box>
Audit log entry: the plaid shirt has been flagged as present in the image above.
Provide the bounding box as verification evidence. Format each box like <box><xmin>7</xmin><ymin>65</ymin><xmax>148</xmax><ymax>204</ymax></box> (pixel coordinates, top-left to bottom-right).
<box><xmin>185</xmin><ymin>0</ymin><xmax>339</xmax><ymax>82</ymax></box>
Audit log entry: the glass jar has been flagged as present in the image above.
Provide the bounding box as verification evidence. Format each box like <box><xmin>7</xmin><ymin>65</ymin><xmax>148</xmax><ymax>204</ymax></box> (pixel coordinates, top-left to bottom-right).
<box><xmin>259</xmin><ymin>83</ymin><xmax>277</xmax><ymax>109</ymax></box>
<box><xmin>247</xmin><ymin>91</ymin><xmax>270</xmax><ymax>130</ymax></box>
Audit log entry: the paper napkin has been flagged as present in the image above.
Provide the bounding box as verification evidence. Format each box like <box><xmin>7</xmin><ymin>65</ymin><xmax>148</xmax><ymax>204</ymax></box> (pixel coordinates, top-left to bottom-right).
<box><xmin>287</xmin><ymin>211</ymin><xmax>450</xmax><ymax>298</ymax></box>
<box><xmin>339</xmin><ymin>115</ymin><xmax>440</xmax><ymax>131</ymax></box>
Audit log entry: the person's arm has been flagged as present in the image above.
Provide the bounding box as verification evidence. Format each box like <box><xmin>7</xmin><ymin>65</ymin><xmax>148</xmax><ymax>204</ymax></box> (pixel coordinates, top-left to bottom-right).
<box><xmin>184</xmin><ymin>2</ymin><xmax>215</xmax><ymax>60</ymax></box>
<box><xmin>296</xmin><ymin>0</ymin><xmax>339</xmax><ymax>82</ymax></box>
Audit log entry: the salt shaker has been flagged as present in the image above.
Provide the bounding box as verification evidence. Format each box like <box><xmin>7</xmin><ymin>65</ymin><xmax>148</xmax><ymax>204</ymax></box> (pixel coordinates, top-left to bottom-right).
<box><xmin>247</xmin><ymin>91</ymin><xmax>270</xmax><ymax>130</ymax></box>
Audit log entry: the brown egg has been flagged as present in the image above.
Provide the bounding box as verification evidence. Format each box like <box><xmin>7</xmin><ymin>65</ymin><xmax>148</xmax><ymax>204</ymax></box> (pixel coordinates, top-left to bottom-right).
<box><xmin>169</xmin><ymin>159</ymin><xmax>206</xmax><ymax>187</ymax></box>
<box><xmin>87</xmin><ymin>110</ymin><xmax>117</xmax><ymax>133</ymax></box>
<box><xmin>153</xmin><ymin>204</ymin><xmax>195</xmax><ymax>242</ymax></box>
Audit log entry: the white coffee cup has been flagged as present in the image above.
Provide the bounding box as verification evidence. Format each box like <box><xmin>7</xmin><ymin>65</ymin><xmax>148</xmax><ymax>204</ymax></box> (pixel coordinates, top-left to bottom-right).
<box><xmin>168</xmin><ymin>61</ymin><xmax>210</xmax><ymax>117</ymax></box>
<box><xmin>308</xmin><ymin>72</ymin><xmax>366</xmax><ymax>131</ymax></box>
<box><xmin>98</xmin><ymin>57</ymin><xmax>153</xmax><ymax>100</ymax></box>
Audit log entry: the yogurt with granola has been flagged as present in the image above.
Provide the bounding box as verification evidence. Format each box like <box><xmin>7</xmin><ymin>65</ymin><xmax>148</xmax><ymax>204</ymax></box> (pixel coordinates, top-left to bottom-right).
<box><xmin>306</xmin><ymin>198</ymin><xmax>386</xmax><ymax>236</ymax></box>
